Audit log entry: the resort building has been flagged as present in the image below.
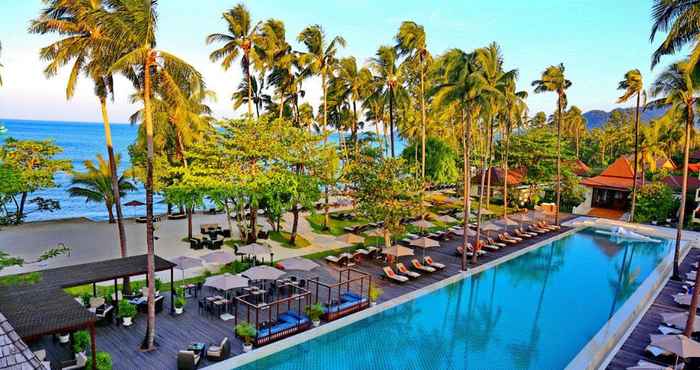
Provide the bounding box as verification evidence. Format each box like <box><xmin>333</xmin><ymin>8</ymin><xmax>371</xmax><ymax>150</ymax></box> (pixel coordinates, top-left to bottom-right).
<box><xmin>574</xmin><ymin>156</ymin><xmax>641</xmax><ymax>219</ymax></box>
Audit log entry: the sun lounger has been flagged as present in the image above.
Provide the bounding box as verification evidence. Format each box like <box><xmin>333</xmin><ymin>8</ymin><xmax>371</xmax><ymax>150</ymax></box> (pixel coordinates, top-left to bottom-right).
<box><xmin>383</xmin><ymin>266</ymin><xmax>409</xmax><ymax>283</ymax></box>
<box><xmin>396</xmin><ymin>263</ymin><xmax>421</xmax><ymax>279</ymax></box>
<box><xmin>537</xmin><ymin>221</ymin><xmax>559</xmax><ymax>231</ymax></box>
<box><xmin>503</xmin><ymin>232</ymin><xmax>522</xmax><ymax>242</ymax></box>
<box><xmin>645</xmin><ymin>344</ymin><xmax>672</xmax><ymax>357</ymax></box>
<box><xmin>498</xmin><ymin>234</ymin><xmax>518</xmax><ymax>244</ymax></box>
<box><xmin>487</xmin><ymin>237</ymin><xmax>507</xmax><ymax>248</ymax></box>
<box><xmin>325</xmin><ymin>254</ymin><xmax>348</xmax><ymax>266</ymax></box>
<box><xmin>423</xmin><ymin>256</ymin><xmax>445</xmax><ymax>270</ymax></box>
<box><xmin>658</xmin><ymin>325</ymin><xmax>682</xmax><ymax>335</ymax></box>
<box><xmin>456</xmin><ymin>244</ymin><xmax>486</xmax><ymax>257</ymax></box>
<box><xmin>518</xmin><ymin>227</ymin><xmax>538</xmax><ymax>237</ymax></box>
<box><xmin>528</xmin><ymin>225</ymin><xmax>547</xmax><ymax>234</ymax></box>
<box><xmin>479</xmin><ymin>240</ymin><xmax>499</xmax><ymax>251</ymax></box>
<box><xmin>411</xmin><ymin>259</ymin><xmax>436</xmax><ymax>272</ymax></box>
<box><xmin>631</xmin><ymin>360</ymin><xmax>683</xmax><ymax>370</ymax></box>
<box><xmin>513</xmin><ymin>228</ymin><xmax>533</xmax><ymax>239</ymax></box>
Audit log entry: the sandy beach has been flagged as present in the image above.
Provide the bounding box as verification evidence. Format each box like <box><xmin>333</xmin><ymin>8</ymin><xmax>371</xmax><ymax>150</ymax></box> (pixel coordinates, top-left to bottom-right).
<box><xmin>0</xmin><ymin>208</ymin><xmax>351</xmax><ymax>281</ymax></box>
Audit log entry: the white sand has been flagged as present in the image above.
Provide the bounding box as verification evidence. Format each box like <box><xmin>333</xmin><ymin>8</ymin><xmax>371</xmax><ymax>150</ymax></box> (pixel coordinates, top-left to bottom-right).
<box><xmin>0</xmin><ymin>207</ymin><xmax>353</xmax><ymax>282</ymax></box>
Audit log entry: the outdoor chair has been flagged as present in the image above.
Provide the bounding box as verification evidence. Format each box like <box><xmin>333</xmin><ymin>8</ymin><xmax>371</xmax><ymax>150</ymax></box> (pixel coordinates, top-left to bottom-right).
<box><xmin>503</xmin><ymin>232</ymin><xmax>522</xmax><ymax>242</ymax></box>
<box><xmin>211</xmin><ymin>239</ymin><xmax>224</xmax><ymax>250</ymax></box>
<box><xmin>383</xmin><ymin>266</ymin><xmax>408</xmax><ymax>283</ymax></box>
<box><xmin>61</xmin><ymin>352</ymin><xmax>87</xmax><ymax>370</ymax></box>
<box><xmin>96</xmin><ymin>305</ymin><xmax>114</xmax><ymax>326</ymax></box>
<box><xmin>498</xmin><ymin>234</ymin><xmax>518</xmax><ymax>245</ymax></box>
<box><xmin>89</xmin><ymin>297</ymin><xmax>105</xmax><ymax>309</ymax></box>
<box><xmin>177</xmin><ymin>350</ymin><xmax>201</xmax><ymax>370</ymax></box>
<box><xmin>423</xmin><ymin>256</ymin><xmax>445</xmax><ymax>270</ymax></box>
<box><xmin>396</xmin><ymin>262</ymin><xmax>421</xmax><ymax>279</ymax></box>
<box><xmin>486</xmin><ymin>237</ymin><xmax>507</xmax><ymax>248</ymax></box>
<box><xmin>514</xmin><ymin>228</ymin><xmax>534</xmax><ymax>238</ymax></box>
<box><xmin>479</xmin><ymin>240</ymin><xmax>499</xmax><ymax>251</ymax></box>
<box><xmin>411</xmin><ymin>259</ymin><xmax>436</xmax><ymax>273</ymax></box>
<box><xmin>189</xmin><ymin>238</ymin><xmax>202</xmax><ymax>250</ymax></box>
<box><xmin>528</xmin><ymin>224</ymin><xmax>548</xmax><ymax>234</ymax></box>
<box><xmin>206</xmin><ymin>337</ymin><xmax>231</xmax><ymax>361</ymax></box>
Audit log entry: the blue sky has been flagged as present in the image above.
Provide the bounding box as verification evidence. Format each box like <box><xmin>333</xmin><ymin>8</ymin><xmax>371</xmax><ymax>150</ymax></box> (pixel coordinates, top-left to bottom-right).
<box><xmin>0</xmin><ymin>0</ymin><xmax>677</xmax><ymax>123</ymax></box>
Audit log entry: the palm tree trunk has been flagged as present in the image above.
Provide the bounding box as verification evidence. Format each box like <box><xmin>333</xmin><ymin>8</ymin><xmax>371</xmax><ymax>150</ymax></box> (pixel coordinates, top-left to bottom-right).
<box><xmin>245</xmin><ymin>53</ymin><xmax>253</xmax><ymax>117</ymax></box>
<box><xmin>575</xmin><ymin>127</ymin><xmax>580</xmax><ymax>159</ymax></box>
<box><xmin>389</xmin><ymin>88</ymin><xmax>395</xmax><ymax>157</ymax></box>
<box><xmin>461</xmin><ymin>107</ymin><xmax>472</xmax><ymax>271</ymax></box>
<box><xmin>485</xmin><ymin>121</ymin><xmax>494</xmax><ymax>208</ymax></box>
<box><xmin>352</xmin><ymin>100</ymin><xmax>359</xmax><ymax>156</ymax></box>
<box><xmin>279</xmin><ymin>90</ymin><xmax>284</xmax><ymax>118</ymax></box>
<box><xmin>473</xmin><ymin>119</ymin><xmax>489</xmax><ymax>264</ymax></box>
<box><xmin>17</xmin><ymin>192</ymin><xmax>27</xmax><ymax>224</ymax></box>
<box><xmin>106</xmin><ymin>200</ymin><xmax>115</xmax><ymax>223</ymax></box>
<box><xmin>675</xmin><ymin>104</ymin><xmax>693</xmax><ymax>282</ymax></box>
<box><xmin>322</xmin><ymin>70</ymin><xmax>331</xmax><ymax>231</ymax></box>
<box><xmin>503</xmin><ymin>127</ymin><xmax>510</xmax><ymax>219</ymax></box>
<box><xmin>420</xmin><ymin>66</ymin><xmax>426</xmax><ymax>181</ymax></box>
<box><xmin>555</xmin><ymin>94</ymin><xmax>562</xmax><ymax>225</ymax></box>
<box><xmin>142</xmin><ymin>51</ymin><xmax>156</xmax><ymax>351</ymax></box>
<box><xmin>630</xmin><ymin>92</ymin><xmax>641</xmax><ymax>222</ymax></box>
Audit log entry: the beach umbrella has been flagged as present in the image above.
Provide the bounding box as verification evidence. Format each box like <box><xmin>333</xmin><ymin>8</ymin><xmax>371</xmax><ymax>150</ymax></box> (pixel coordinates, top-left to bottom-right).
<box><xmin>238</xmin><ymin>243</ymin><xmax>272</xmax><ymax>256</ymax></box>
<box><xmin>124</xmin><ymin>200</ymin><xmax>145</xmax><ymax>207</ymax></box>
<box><xmin>242</xmin><ymin>265</ymin><xmax>286</xmax><ymax>280</ymax></box>
<box><xmin>409</xmin><ymin>237</ymin><xmax>440</xmax><ymax>249</ymax></box>
<box><xmin>453</xmin><ymin>228</ymin><xmax>476</xmax><ymax>237</ymax></box>
<box><xmin>411</xmin><ymin>220</ymin><xmax>434</xmax><ymax>229</ymax></box>
<box><xmin>204</xmin><ymin>273</ymin><xmax>249</xmax><ymax>291</ymax></box>
<box><xmin>436</xmin><ymin>215</ymin><xmax>458</xmax><ymax>223</ymax></box>
<box><xmin>382</xmin><ymin>245</ymin><xmax>414</xmax><ymax>257</ymax></box>
<box><xmin>277</xmin><ymin>257</ymin><xmax>319</xmax><ymax>271</ymax></box>
<box><xmin>169</xmin><ymin>256</ymin><xmax>203</xmax><ymax>280</ymax></box>
<box><xmin>336</xmin><ymin>234</ymin><xmax>365</xmax><ymax>244</ymax></box>
<box><xmin>201</xmin><ymin>251</ymin><xmax>236</xmax><ymax>265</ymax></box>
<box><xmin>650</xmin><ymin>334</ymin><xmax>700</xmax><ymax>366</ymax></box>
<box><xmin>661</xmin><ymin>312</ymin><xmax>700</xmax><ymax>332</ymax></box>
<box><xmin>480</xmin><ymin>223</ymin><xmax>502</xmax><ymax>238</ymax></box>
<box><xmin>495</xmin><ymin>218</ymin><xmax>519</xmax><ymax>228</ymax></box>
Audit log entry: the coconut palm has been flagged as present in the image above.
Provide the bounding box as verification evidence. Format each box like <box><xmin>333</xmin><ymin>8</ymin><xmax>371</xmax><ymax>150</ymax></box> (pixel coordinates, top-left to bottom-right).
<box><xmin>97</xmin><ymin>0</ymin><xmax>205</xmax><ymax>350</ymax></box>
<box><xmin>369</xmin><ymin>46</ymin><xmax>409</xmax><ymax>157</ymax></box>
<box><xmin>232</xmin><ymin>75</ymin><xmax>269</xmax><ymax>117</ymax></box>
<box><xmin>500</xmin><ymin>81</ymin><xmax>528</xmax><ymax>220</ymax></box>
<box><xmin>69</xmin><ymin>154</ymin><xmax>135</xmax><ymax>223</ymax></box>
<box><xmin>648</xmin><ymin>61</ymin><xmax>698</xmax><ymax>287</ymax></box>
<box><xmin>561</xmin><ymin>106</ymin><xmax>587</xmax><ymax>159</ymax></box>
<box><xmin>395</xmin><ymin>21</ymin><xmax>430</xmax><ymax>179</ymax></box>
<box><xmin>30</xmin><ymin>0</ymin><xmax>130</xmax><ymax>268</ymax></box>
<box><xmin>206</xmin><ymin>3</ymin><xmax>259</xmax><ymax>116</ymax></box>
<box><xmin>617</xmin><ymin>69</ymin><xmax>645</xmax><ymax>222</ymax></box>
<box><xmin>532</xmin><ymin>63</ymin><xmax>572</xmax><ymax>225</ymax></box>
<box><xmin>331</xmin><ymin>57</ymin><xmax>372</xmax><ymax>152</ymax></box>
<box><xmin>650</xmin><ymin>0</ymin><xmax>700</xmax><ymax>68</ymax></box>
<box><xmin>431</xmin><ymin>49</ymin><xmax>489</xmax><ymax>268</ymax></box>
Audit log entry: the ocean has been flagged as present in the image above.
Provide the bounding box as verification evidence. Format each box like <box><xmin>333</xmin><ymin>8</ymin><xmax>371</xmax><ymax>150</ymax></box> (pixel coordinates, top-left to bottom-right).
<box><xmin>0</xmin><ymin>119</ymin><xmax>406</xmax><ymax>222</ymax></box>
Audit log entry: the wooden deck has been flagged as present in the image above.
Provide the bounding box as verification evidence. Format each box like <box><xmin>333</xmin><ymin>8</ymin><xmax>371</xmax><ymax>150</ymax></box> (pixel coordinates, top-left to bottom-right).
<box><xmin>606</xmin><ymin>248</ymin><xmax>700</xmax><ymax>370</ymax></box>
<box><xmin>29</xmin><ymin>218</ymin><xmax>576</xmax><ymax>370</ymax></box>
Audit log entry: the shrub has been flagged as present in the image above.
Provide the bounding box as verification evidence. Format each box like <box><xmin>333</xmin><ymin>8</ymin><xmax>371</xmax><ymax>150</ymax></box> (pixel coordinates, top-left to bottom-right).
<box><xmin>235</xmin><ymin>322</ymin><xmax>257</xmax><ymax>345</ymax></box>
<box><xmin>72</xmin><ymin>330</ymin><xmax>90</xmax><ymax>354</ymax></box>
<box><xmin>634</xmin><ymin>182</ymin><xmax>677</xmax><ymax>223</ymax></box>
<box><xmin>369</xmin><ymin>284</ymin><xmax>383</xmax><ymax>302</ymax></box>
<box><xmin>117</xmin><ymin>300</ymin><xmax>136</xmax><ymax>319</ymax></box>
<box><xmin>86</xmin><ymin>351</ymin><xmax>112</xmax><ymax>370</ymax></box>
<box><xmin>304</xmin><ymin>303</ymin><xmax>324</xmax><ymax>321</ymax></box>
<box><xmin>154</xmin><ymin>278</ymin><xmax>162</xmax><ymax>293</ymax></box>
<box><xmin>80</xmin><ymin>293</ymin><xmax>91</xmax><ymax>306</ymax></box>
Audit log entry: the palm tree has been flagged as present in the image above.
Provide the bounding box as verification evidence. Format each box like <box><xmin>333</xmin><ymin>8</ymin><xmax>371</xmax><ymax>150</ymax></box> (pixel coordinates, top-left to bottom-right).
<box><xmin>206</xmin><ymin>3</ymin><xmax>259</xmax><ymax>116</ymax></box>
<box><xmin>562</xmin><ymin>106</ymin><xmax>586</xmax><ymax>159</ymax></box>
<box><xmin>395</xmin><ymin>21</ymin><xmax>430</xmax><ymax>180</ymax></box>
<box><xmin>69</xmin><ymin>154</ymin><xmax>136</xmax><ymax>223</ymax></box>
<box><xmin>369</xmin><ymin>46</ymin><xmax>408</xmax><ymax>157</ymax></box>
<box><xmin>30</xmin><ymin>0</ymin><xmax>130</xmax><ymax>272</ymax></box>
<box><xmin>648</xmin><ymin>61</ymin><xmax>697</xmax><ymax>286</ymax></box>
<box><xmin>431</xmin><ymin>49</ymin><xmax>489</xmax><ymax>269</ymax></box>
<box><xmin>331</xmin><ymin>57</ymin><xmax>372</xmax><ymax>153</ymax></box>
<box><xmin>257</xmin><ymin>19</ymin><xmax>293</xmax><ymax>118</ymax></box>
<box><xmin>532</xmin><ymin>63</ymin><xmax>572</xmax><ymax>225</ymax></box>
<box><xmin>650</xmin><ymin>0</ymin><xmax>700</xmax><ymax>68</ymax></box>
<box><xmin>500</xmin><ymin>81</ymin><xmax>528</xmax><ymax>220</ymax></box>
<box><xmin>98</xmin><ymin>0</ymin><xmax>205</xmax><ymax>350</ymax></box>
<box><xmin>617</xmin><ymin>69</ymin><xmax>645</xmax><ymax>222</ymax></box>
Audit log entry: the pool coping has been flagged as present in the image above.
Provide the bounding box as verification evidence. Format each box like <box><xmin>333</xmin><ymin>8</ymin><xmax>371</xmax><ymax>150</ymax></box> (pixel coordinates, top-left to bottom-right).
<box><xmin>565</xmin><ymin>230</ymin><xmax>692</xmax><ymax>369</ymax></box>
<box><xmin>204</xmin><ymin>227</ymin><xmax>581</xmax><ymax>370</ymax></box>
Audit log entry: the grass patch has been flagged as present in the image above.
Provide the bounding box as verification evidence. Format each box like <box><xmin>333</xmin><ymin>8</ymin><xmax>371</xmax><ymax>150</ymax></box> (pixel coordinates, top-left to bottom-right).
<box><xmin>306</xmin><ymin>211</ymin><xmax>367</xmax><ymax>236</ymax></box>
<box><xmin>0</xmin><ymin>272</ymin><xmax>42</xmax><ymax>287</ymax></box>
<box><xmin>268</xmin><ymin>231</ymin><xmax>311</xmax><ymax>248</ymax></box>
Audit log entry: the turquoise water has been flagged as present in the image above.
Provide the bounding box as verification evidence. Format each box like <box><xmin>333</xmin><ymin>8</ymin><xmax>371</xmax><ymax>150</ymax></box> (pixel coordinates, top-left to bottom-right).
<box><xmin>0</xmin><ymin>118</ymin><xmax>404</xmax><ymax>222</ymax></box>
<box><xmin>237</xmin><ymin>229</ymin><xmax>671</xmax><ymax>370</ymax></box>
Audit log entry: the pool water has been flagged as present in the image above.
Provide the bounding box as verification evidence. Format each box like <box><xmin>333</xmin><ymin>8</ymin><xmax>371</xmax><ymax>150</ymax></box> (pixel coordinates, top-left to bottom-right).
<box><xmin>236</xmin><ymin>228</ymin><xmax>671</xmax><ymax>370</ymax></box>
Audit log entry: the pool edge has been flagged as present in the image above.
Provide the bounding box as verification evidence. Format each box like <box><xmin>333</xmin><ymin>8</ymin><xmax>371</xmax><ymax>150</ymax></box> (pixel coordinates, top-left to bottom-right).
<box><xmin>204</xmin><ymin>227</ymin><xmax>582</xmax><ymax>370</ymax></box>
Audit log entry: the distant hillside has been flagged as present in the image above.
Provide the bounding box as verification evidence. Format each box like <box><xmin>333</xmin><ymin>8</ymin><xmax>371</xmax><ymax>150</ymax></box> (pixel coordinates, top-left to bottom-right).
<box><xmin>583</xmin><ymin>106</ymin><xmax>668</xmax><ymax>129</ymax></box>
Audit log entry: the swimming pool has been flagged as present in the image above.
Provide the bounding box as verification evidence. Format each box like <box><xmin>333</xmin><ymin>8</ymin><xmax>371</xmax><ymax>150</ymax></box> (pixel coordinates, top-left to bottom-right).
<box><xmin>232</xmin><ymin>228</ymin><xmax>671</xmax><ymax>370</ymax></box>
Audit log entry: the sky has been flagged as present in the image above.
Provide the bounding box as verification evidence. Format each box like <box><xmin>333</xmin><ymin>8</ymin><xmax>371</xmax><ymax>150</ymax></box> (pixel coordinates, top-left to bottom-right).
<box><xmin>0</xmin><ymin>0</ymin><xmax>677</xmax><ymax>124</ymax></box>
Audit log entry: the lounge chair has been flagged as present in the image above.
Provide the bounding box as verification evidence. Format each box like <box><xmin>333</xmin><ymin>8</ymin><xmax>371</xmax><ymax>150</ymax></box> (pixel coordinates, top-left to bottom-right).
<box><xmin>383</xmin><ymin>266</ymin><xmax>409</xmax><ymax>283</ymax></box>
<box><xmin>396</xmin><ymin>263</ymin><xmax>421</xmax><ymax>279</ymax></box>
<box><xmin>645</xmin><ymin>343</ymin><xmax>672</xmax><ymax>358</ymax></box>
<box><xmin>325</xmin><ymin>254</ymin><xmax>347</xmax><ymax>266</ymax></box>
<box><xmin>630</xmin><ymin>360</ymin><xmax>683</xmax><ymax>370</ymax></box>
<box><xmin>528</xmin><ymin>224</ymin><xmax>548</xmax><ymax>234</ymax></box>
<box><xmin>423</xmin><ymin>256</ymin><xmax>445</xmax><ymax>270</ymax></box>
<box><xmin>498</xmin><ymin>233</ymin><xmax>518</xmax><ymax>245</ymax></box>
<box><xmin>517</xmin><ymin>227</ymin><xmax>537</xmax><ymax>237</ymax></box>
<box><xmin>61</xmin><ymin>352</ymin><xmax>87</xmax><ymax>370</ymax></box>
<box><xmin>177</xmin><ymin>350</ymin><xmax>202</xmax><ymax>370</ymax></box>
<box><xmin>206</xmin><ymin>337</ymin><xmax>231</xmax><ymax>361</ymax></box>
<box><xmin>479</xmin><ymin>240</ymin><xmax>500</xmax><ymax>251</ymax></box>
<box><xmin>658</xmin><ymin>325</ymin><xmax>682</xmax><ymax>335</ymax></box>
<box><xmin>411</xmin><ymin>259</ymin><xmax>436</xmax><ymax>273</ymax></box>
<box><xmin>486</xmin><ymin>237</ymin><xmax>507</xmax><ymax>248</ymax></box>
<box><xmin>503</xmin><ymin>232</ymin><xmax>522</xmax><ymax>242</ymax></box>
<box><xmin>456</xmin><ymin>244</ymin><xmax>486</xmax><ymax>257</ymax></box>
<box><xmin>513</xmin><ymin>228</ymin><xmax>533</xmax><ymax>239</ymax></box>
<box><xmin>539</xmin><ymin>221</ymin><xmax>560</xmax><ymax>231</ymax></box>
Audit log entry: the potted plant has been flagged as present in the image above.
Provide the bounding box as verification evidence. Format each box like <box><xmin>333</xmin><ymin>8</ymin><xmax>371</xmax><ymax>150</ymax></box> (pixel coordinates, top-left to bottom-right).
<box><xmin>174</xmin><ymin>288</ymin><xmax>186</xmax><ymax>315</ymax></box>
<box><xmin>58</xmin><ymin>332</ymin><xmax>70</xmax><ymax>344</ymax></box>
<box><xmin>72</xmin><ymin>330</ymin><xmax>90</xmax><ymax>356</ymax></box>
<box><xmin>305</xmin><ymin>303</ymin><xmax>324</xmax><ymax>327</ymax></box>
<box><xmin>80</xmin><ymin>293</ymin><xmax>91</xmax><ymax>307</ymax></box>
<box><xmin>369</xmin><ymin>284</ymin><xmax>383</xmax><ymax>306</ymax></box>
<box><xmin>118</xmin><ymin>300</ymin><xmax>136</xmax><ymax>327</ymax></box>
<box><xmin>235</xmin><ymin>322</ymin><xmax>256</xmax><ymax>353</ymax></box>
<box><xmin>86</xmin><ymin>351</ymin><xmax>112</xmax><ymax>370</ymax></box>
<box><xmin>154</xmin><ymin>278</ymin><xmax>162</xmax><ymax>296</ymax></box>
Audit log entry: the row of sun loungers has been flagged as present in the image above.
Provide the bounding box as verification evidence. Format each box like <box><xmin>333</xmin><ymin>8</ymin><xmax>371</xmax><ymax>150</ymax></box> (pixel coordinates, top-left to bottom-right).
<box><xmin>325</xmin><ymin>247</ymin><xmax>380</xmax><ymax>266</ymax></box>
<box><xmin>382</xmin><ymin>257</ymin><xmax>446</xmax><ymax>283</ymax></box>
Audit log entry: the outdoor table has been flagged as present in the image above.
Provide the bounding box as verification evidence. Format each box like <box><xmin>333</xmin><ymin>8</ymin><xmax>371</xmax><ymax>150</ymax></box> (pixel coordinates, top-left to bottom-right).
<box><xmin>188</xmin><ymin>343</ymin><xmax>206</xmax><ymax>358</ymax></box>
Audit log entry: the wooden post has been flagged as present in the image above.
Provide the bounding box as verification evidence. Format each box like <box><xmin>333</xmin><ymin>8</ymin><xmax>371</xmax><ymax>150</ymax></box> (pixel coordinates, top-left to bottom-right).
<box><xmin>170</xmin><ymin>268</ymin><xmax>175</xmax><ymax>314</ymax></box>
<box><xmin>89</xmin><ymin>324</ymin><xmax>97</xmax><ymax>370</ymax></box>
<box><xmin>92</xmin><ymin>283</ymin><xmax>97</xmax><ymax>297</ymax></box>
<box><xmin>113</xmin><ymin>279</ymin><xmax>119</xmax><ymax>318</ymax></box>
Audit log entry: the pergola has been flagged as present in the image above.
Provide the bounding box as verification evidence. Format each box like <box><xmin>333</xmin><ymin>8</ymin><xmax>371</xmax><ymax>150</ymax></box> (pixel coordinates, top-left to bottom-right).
<box><xmin>0</xmin><ymin>255</ymin><xmax>176</xmax><ymax>370</ymax></box>
<box><xmin>307</xmin><ymin>268</ymin><xmax>371</xmax><ymax>321</ymax></box>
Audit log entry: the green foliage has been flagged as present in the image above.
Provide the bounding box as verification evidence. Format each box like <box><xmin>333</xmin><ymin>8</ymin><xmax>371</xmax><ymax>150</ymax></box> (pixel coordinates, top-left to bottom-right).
<box><xmin>86</xmin><ymin>351</ymin><xmax>112</xmax><ymax>370</ymax></box>
<box><xmin>401</xmin><ymin>137</ymin><xmax>458</xmax><ymax>184</ymax></box>
<box><xmin>369</xmin><ymin>283</ymin><xmax>383</xmax><ymax>302</ymax></box>
<box><xmin>268</xmin><ymin>230</ymin><xmax>311</xmax><ymax>248</ymax></box>
<box><xmin>81</xmin><ymin>293</ymin><xmax>91</xmax><ymax>306</ymax></box>
<box><xmin>634</xmin><ymin>182</ymin><xmax>678</xmax><ymax>223</ymax></box>
<box><xmin>72</xmin><ymin>330</ymin><xmax>90</xmax><ymax>354</ymax></box>
<box><xmin>0</xmin><ymin>244</ymin><xmax>69</xmax><ymax>272</ymax></box>
<box><xmin>0</xmin><ymin>272</ymin><xmax>42</xmax><ymax>287</ymax></box>
<box><xmin>544</xmin><ymin>171</ymin><xmax>586</xmax><ymax>213</ymax></box>
<box><xmin>304</xmin><ymin>303</ymin><xmax>324</xmax><ymax>321</ymax></box>
<box><xmin>174</xmin><ymin>288</ymin><xmax>186</xmax><ymax>309</ymax></box>
<box><xmin>154</xmin><ymin>278</ymin><xmax>162</xmax><ymax>292</ymax></box>
<box><xmin>235</xmin><ymin>322</ymin><xmax>257</xmax><ymax>345</ymax></box>
<box><xmin>117</xmin><ymin>300</ymin><xmax>136</xmax><ymax>319</ymax></box>
<box><xmin>507</xmin><ymin>128</ymin><xmax>572</xmax><ymax>185</ymax></box>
